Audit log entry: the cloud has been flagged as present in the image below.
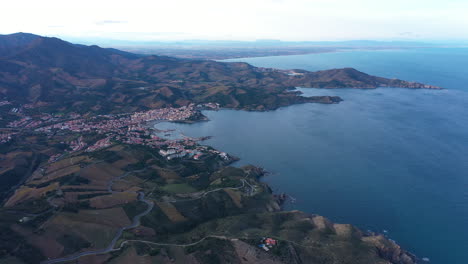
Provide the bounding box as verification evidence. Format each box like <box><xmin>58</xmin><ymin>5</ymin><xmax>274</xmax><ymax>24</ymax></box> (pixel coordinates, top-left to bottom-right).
<box><xmin>95</xmin><ymin>20</ymin><xmax>128</xmax><ymax>25</ymax></box>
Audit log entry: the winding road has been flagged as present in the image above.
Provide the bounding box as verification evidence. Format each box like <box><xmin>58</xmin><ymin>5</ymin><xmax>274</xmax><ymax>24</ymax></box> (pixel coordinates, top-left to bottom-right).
<box><xmin>41</xmin><ymin>174</ymin><xmax>252</xmax><ymax>263</ymax></box>
<box><xmin>114</xmin><ymin>233</ymin><xmax>314</xmax><ymax>252</ymax></box>
<box><xmin>169</xmin><ymin>178</ymin><xmax>249</xmax><ymax>203</ymax></box>
<box><xmin>41</xmin><ymin>170</ymin><xmax>154</xmax><ymax>264</ymax></box>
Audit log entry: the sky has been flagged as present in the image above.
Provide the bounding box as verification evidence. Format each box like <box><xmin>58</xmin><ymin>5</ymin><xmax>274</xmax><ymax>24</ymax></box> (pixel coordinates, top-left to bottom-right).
<box><xmin>1</xmin><ymin>0</ymin><xmax>468</xmax><ymax>42</ymax></box>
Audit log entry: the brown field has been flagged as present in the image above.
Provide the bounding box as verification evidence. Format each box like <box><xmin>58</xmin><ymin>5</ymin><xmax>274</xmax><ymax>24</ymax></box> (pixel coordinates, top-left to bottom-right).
<box><xmin>77</xmin><ymin>254</ymin><xmax>111</xmax><ymax>264</ymax></box>
<box><xmin>107</xmin><ymin>145</ymin><xmax>125</xmax><ymax>152</ymax></box>
<box><xmin>56</xmin><ymin>207</ymin><xmax>131</xmax><ymax>227</ymax></box>
<box><xmin>0</xmin><ymin>151</ymin><xmax>32</xmax><ymax>175</ymax></box>
<box><xmin>111</xmin><ymin>151</ymin><xmax>138</xmax><ymax>169</ymax></box>
<box><xmin>111</xmin><ymin>175</ymin><xmax>143</xmax><ymax>191</ymax></box>
<box><xmin>312</xmin><ymin>216</ymin><xmax>331</xmax><ymax>230</ymax></box>
<box><xmin>175</xmin><ymin>99</ymin><xmax>191</xmax><ymax>106</ymax></box>
<box><xmin>153</xmin><ymin>166</ymin><xmax>180</xmax><ymax>181</ymax></box>
<box><xmin>61</xmin><ymin>185</ymin><xmax>108</xmax><ymax>191</ymax></box>
<box><xmin>334</xmin><ymin>224</ymin><xmax>354</xmax><ymax>238</ymax></box>
<box><xmin>89</xmin><ymin>192</ymin><xmax>138</xmax><ymax>209</ymax></box>
<box><xmin>80</xmin><ymin>163</ymin><xmax>123</xmax><ymax>186</ymax></box>
<box><xmin>155</xmin><ymin>201</ymin><xmax>187</xmax><ymax>223</ymax></box>
<box><xmin>5</xmin><ymin>151</ymin><xmax>32</xmax><ymax>159</ymax></box>
<box><xmin>45</xmin><ymin>156</ymin><xmax>90</xmax><ymax>174</ymax></box>
<box><xmin>224</xmin><ymin>189</ymin><xmax>243</xmax><ymax>208</ymax></box>
<box><xmin>111</xmin><ymin>181</ymin><xmax>134</xmax><ymax>192</ymax></box>
<box><xmin>45</xmin><ymin>207</ymin><xmax>131</xmax><ymax>249</ymax></box>
<box><xmin>29</xmin><ymin>168</ymin><xmax>44</xmax><ymax>181</ymax></box>
<box><xmin>108</xmin><ymin>247</ymin><xmax>153</xmax><ymax>264</ymax></box>
<box><xmin>11</xmin><ymin>224</ymin><xmax>64</xmax><ymax>259</ymax></box>
<box><xmin>39</xmin><ymin>147</ymin><xmax>57</xmax><ymax>157</ymax></box>
<box><xmin>127</xmin><ymin>186</ymin><xmax>143</xmax><ymax>192</ymax></box>
<box><xmin>30</xmin><ymin>165</ymin><xmax>81</xmax><ymax>185</ymax></box>
<box><xmin>5</xmin><ymin>182</ymin><xmax>59</xmax><ymax>207</ymax></box>
<box><xmin>63</xmin><ymin>191</ymin><xmax>109</xmax><ymax>203</ymax></box>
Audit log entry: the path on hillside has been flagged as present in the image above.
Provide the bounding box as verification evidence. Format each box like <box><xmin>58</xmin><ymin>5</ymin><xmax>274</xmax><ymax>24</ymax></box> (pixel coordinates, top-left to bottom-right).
<box><xmin>41</xmin><ymin>174</ymin><xmax>252</xmax><ymax>263</ymax></box>
<box><xmin>169</xmin><ymin>178</ymin><xmax>249</xmax><ymax>203</ymax></box>
<box><xmin>41</xmin><ymin>169</ymin><xmax>154</xmax><ymax>264</ymax></box>
<box><xmin>115</xmin><ymin>233</ymin><xmax>315</xmax><ymax>251</ymax></box>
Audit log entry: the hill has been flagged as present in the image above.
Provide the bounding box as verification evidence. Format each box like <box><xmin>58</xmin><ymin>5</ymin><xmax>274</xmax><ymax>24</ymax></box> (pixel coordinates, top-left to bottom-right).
<box><xmin>0</xmin><ymin>32</ymin><xmax>41</xmax><ymax>57</ymax></box>
<box><xmin>0</xmin><ymin>143</ymin><xmax>418</xmax><ymax>264</ymax></box>
<box><xmin>0</xmin><ymin>33</ymin><xmax>439</xmax><ymax>114</ymax></box>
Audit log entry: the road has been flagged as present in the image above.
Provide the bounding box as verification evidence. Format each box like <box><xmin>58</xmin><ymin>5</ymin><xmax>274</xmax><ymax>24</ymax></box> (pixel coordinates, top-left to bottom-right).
<box><xmin>41</xmin><ymin>175</ymin><xmax>252</xmax><ymax>263</ymax></box>
<box><xmin>116</xmin><ymin>235</ymin><xmax>234</xmax><ymax>249</ymax></box>
<box><xmin>41</xmin><ymin>170</ymin><xmax>154</xmax><ymax>264</ymax></box>
<box><xmin>171</xmin><ymin>178</ymin><xmax>249</xmax><ymax>203</ymax></box>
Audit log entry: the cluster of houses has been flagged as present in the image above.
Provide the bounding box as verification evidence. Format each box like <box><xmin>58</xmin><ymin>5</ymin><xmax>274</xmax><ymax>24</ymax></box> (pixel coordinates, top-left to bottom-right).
<box><xmin>158</xmin><ymin>141</ymin><xmax>230</xmax><ymax>161</ymax></box>
<box><xmin>258</xmin><ymin>237</ymin><xmax>278</xmax><ymax>251</ymax></box>
<box><xmin>196</xmin><ymin>102</ymin><xmax>220</xmax><ymax>111</ymax></box>
<box><xmin>4</xmin><ymin>103</ymin><xmax>213</xmax><ymax>136</ymax></box>
<box><xmin>7</xmin><ymin>112</ymin><xmax>62</xmax><ymax>129</ymax></box>
<box><xmin>0</xmin><ymin>101</ymin><xmax>11</xmax><ymax>107</ymax></box>
<box><xmin>158</xmin><ymin>144</ymin><xmax>206</xmax><ymax>160</ymax></box>
<box><xmin>285</xmin><ymin>71</ymin><xmax>305</xmax><ymax>76</ymax></box>
<box><xmin>34</xmin><ymin>105</ymin><xmax>201</xmax><ymax>136</ymax></box>
<box><xmin>48</xmin><ymin>154</ymin><xmax>62</xmax><ymax>163</ymax></box>
<box><xmin>69</xmin><ymin>136</ymin><xmax>87</xmax><ymax>152</ymax></box>
<box><xmin>10</xmin><ymin>107</ymin><xmax>20</xmax><ymax>113</ymax></box>
<box><xmin>131</xmin><ymin>104</ymin><xmax>199</xmax><ymax>122</ymax></box>
<box><xmin>159</xmin><ymin>148</ymin><xmax>191</xmax><ymax>160</ymax></box>
<box><xmin>86</xmin><ymin>137</ymin><xmax>113</xmax><ymax>152</ymax></box>
<box><xmin>2</xmin><ymin>104</ymin><xmax>231</xmax><ymax>166</ymax></box>
<box><xmin>0</xmin><ymin>132</ymin><xmax>16</xmax><ymax>143</ymax></box>
<box><xmin>7</xmin><ymin>116</ymin><xmax>32</xmax><ymax>128</ymax></box>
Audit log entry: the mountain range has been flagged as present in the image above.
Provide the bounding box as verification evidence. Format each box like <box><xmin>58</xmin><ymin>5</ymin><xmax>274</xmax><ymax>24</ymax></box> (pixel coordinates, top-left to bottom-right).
<box><xmin>0</xmin><ymin>33</ymin><xmax>440</xmax><ymax>114</ymax></box>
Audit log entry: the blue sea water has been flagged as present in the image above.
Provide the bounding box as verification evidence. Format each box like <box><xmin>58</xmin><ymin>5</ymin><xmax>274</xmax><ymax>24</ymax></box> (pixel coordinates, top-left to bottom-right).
<box><xmin>156</xmin><ymin>48</ymin><xmax>468</xmax><ymax>264</ymax></box>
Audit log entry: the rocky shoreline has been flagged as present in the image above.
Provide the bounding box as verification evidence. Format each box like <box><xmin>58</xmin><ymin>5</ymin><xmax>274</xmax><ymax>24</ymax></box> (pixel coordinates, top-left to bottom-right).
<box><xmin>159</xmin><ymin>116</ymin><xmax>421</xmax><ymax>264</ymax></box>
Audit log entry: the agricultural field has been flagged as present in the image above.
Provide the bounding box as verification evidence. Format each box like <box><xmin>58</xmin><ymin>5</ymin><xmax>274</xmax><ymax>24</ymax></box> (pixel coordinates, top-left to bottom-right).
<box><xmin>0</xmin><ymin>140</ymin><xmax>410</xmax><ymax>264</ymax></box>
<box><xmin>0</xmin><ymin>142</ymin><xmax>254</xmax><ymax>261</ymax></box>
<box><xmin>162</xmin><ymin>183</ymin><xmax>197</xmax><ymax>194</ymax></box>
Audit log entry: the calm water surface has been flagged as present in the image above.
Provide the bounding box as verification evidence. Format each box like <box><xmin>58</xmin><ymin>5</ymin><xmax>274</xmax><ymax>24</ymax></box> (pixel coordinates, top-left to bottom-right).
<box><xmin>156</xmin><ymin>49</ymin><xmax>468</xmax><ymax>264</ymax></box>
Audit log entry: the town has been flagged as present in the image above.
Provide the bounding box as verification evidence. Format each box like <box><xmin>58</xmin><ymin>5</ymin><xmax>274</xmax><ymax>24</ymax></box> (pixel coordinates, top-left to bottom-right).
<box><xmin>2</xmin><ymin>103</ymin><xmax>228</xmax><ymax>163</ymax></box>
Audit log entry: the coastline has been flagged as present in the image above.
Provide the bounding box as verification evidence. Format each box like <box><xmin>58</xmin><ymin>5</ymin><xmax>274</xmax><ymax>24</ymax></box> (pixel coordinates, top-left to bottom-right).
<box><xmin>217</xmin><ymin>47</ymin><xmax>416</xmax><ymax>62</ymax></box>
<box><xmin>0</xmin><ymin>101</ymin><xmax>425</xmax><ymax>264</ymax></box>
<box><xmin>150</xmin><ymin>110</ymin><xmax>421</xmax><ymax>263</ymax></box>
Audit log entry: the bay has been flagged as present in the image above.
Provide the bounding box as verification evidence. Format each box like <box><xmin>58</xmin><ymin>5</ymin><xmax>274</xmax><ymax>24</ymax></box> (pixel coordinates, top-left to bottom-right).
<box><xmin>156</xmin><ymin>48</ymin><xmax>468</xmax><ymax>264</ymax></box>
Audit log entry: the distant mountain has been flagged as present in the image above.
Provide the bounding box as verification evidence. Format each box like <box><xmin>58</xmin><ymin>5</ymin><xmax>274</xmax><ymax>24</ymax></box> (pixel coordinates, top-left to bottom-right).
<box><xmin>0</xmin><ymin>32</ymin><xmax>41</xmax><ymax>57</ymax></box>
<box><xmin>65</xmin><ymin>36</ymin><xmax>439</xmax><ymax>48</ymax></box>
<box><xmin>0</xmin><ymin>33</ymin><xmax>440</xmax><ymax>113</ymax></box>
<box><xmin>1</xmin><ymin>34</ymin><xmax>137</xmax><ymax>73</ymax></box>
<box><xmin>288</xmin><ymin>67</ymin><xmax>440</xmax><ymax>89</ymax></box>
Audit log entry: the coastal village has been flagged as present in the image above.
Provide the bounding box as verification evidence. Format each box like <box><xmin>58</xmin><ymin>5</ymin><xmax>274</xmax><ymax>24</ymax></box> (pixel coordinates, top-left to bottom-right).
<box><xmin>1</xmin><ymin>102</ymin><xmax>228</xmax><ymax>163</ymax></box>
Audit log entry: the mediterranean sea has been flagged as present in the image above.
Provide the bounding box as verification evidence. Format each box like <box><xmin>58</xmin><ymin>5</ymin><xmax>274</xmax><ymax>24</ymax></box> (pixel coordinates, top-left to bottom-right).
<box><xmin>156</xmin><ymin>48</ymin><xmax>468</xmax><ymax>264</ymax></box>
